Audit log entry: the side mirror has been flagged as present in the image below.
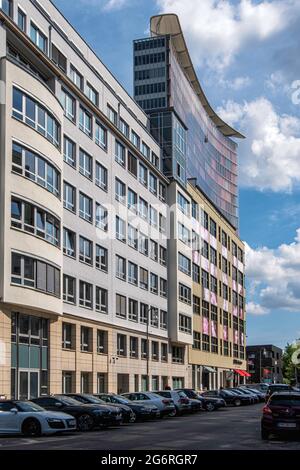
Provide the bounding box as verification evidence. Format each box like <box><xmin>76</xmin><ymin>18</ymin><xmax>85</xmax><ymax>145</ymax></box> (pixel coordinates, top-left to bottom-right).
<box><xmin>10</xmin><ymin>408</ymin><xmax>18</xmax><ymax>414</ymax></box>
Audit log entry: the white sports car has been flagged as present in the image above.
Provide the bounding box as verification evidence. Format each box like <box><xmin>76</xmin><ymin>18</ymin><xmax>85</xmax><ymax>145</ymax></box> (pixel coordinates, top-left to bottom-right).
<box><xmin>0</xmin><ymin>400</ymin><xmax>77</xmax><ymax>436</ymax></box>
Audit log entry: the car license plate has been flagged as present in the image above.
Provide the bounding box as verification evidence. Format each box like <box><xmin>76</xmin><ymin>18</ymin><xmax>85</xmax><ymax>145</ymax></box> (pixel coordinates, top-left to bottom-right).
<box><xmin>277</xmin><ymin>422</ymin><xmax>297</xmax><ymax>428</ymax></box>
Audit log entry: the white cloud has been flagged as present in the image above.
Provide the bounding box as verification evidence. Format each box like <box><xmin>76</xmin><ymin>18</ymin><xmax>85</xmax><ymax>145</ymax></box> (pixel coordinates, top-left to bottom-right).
<box><xmin>78</xmin><ymin>0</ymin><xmax>130</xmax><ymax>11</ymax></box>
<box><xmin>156</xmin><ymin>0</ymin><xmax>300</xmax><ymax>71</ymax></box>
<box><xmin>217</xmin><ymin>97</ymin><xmax>300</xmax><ymax>192</ymax></box>
<box><xmin>219</xmin><ymin>76</ymin><xmax>252</xmax><ymax>90</ymax></box>
<box><xmin>245</xmin><ymin>229</ymin><xmax>300</xmax><ymax>315</ymax></box>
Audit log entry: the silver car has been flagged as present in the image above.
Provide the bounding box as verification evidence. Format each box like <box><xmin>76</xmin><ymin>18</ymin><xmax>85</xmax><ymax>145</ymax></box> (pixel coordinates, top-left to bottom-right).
<box><xmin>155</xmin><ymin>390</ymin><xmax>191</xmax><ymax>415</ymax></box>
<box><xmin>122</xmin><ymin>392</ymin><xmax>176</xmax><ymax>418</ymax></box>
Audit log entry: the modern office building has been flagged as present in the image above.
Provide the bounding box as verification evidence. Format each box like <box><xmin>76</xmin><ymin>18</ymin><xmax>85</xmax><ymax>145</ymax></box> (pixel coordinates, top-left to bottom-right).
<box><xmin>247</xmin><ymin>345</ymin><xmax>283</xmax><ymax>384</ymax></box>
<box><xmin>0</xmin><ymin>0</ymin><xmax>190</xmax><ymax>400</ymax></box>
<box><xmin>134</xmin><ymin>14</ymin><xmax>247</xmax><ymax>388</ymax></box>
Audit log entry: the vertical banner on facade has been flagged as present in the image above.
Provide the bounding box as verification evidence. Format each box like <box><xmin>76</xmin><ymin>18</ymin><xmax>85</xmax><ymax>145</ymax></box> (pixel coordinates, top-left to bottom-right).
<box><xmin>211</xmin><ymin>321</ymin><xmax>217</xmax><ymax>338</ymax></box>
<box><xmin>202</xmin><ymin>316</ymin><xmax>209</xmax><ymax>335</ymax></box>
<box><xmin>223</xmin><ymin>325</ymin><xmax>228</xmax><ymax>341</ymax></box>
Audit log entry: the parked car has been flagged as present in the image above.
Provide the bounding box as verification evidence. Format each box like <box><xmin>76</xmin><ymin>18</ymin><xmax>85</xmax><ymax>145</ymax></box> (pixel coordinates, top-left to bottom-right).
<box><xmin>64</xmin><ymin>393</ymin><xmax>136</xmax><ymax>423</ymax></box>
<box><xmin>261</xmin><ymin>392</ymin><xmax>300</xmax><ymax>439</ymax></box>
<box><xmin>241</xmin><ymin>386</ymin><xmax>266</xmax><ymax>402</ymax></box>
<box><xmin>233</xmin><ymin>388</ymin><xmax>260</xmax><ymax>404</ymax></box>
<box><xmin>122</xmin><ymin>392</ymin><xmax>176</xmax><ymax>418</ymax></box>
<box><xmin>155</xmin><ymin>390</ymin><xmax>191</xmax><ymax>416</ymax></box>
<box><xmin>247</xmin><ymin>383</ymin><xmax>269</xmax><ymax>393</ymax></box>
<box><xmin>265</xmin><ymin>384</ymin><xmax>294</xmax><ymax>402</ymax></box>
<box><xmin>202</xmin><ymin>389</ymin><xmax>250</xmax><ymax>407</ymax></box>
<box><xmin>176</xmin><ymin>388</ymin><xmax>225</xmax><ymax>411</ymax></box>
<box><xmin>32</xmin><ymin>395</ymin><xmax>122</xmax><ymax>431</ymax></box>
<box><xmin>97</xmin><ymin>393</ymin><xmax>160</xmax><ymax>421</ymax></box>
<box><xmin>0</xmin><ymin>400</ymin><xmax>76</xmax><ymax>437</ymax></box>
<box><xmin>227</xmin><ymin>389</ymin><xmax>253</xmax><ymax>405</ymax></box>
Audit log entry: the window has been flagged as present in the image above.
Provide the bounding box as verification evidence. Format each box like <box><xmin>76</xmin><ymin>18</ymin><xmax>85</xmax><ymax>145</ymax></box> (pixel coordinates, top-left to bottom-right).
<box><xmin>172</xmin><ymin>346</ymin><xmax>184</xmax><ymax>364</ymax></box>
<box><xmin>139</xmin><ymin>234</ymin><xmax>148</xmax><ymax>256</ymax></box>
<box><xmin>160</xmin><ymin>278</ymin><xmax>167</xmax><ymax>298</ymax></box>
<box><xmin>63</xmin><ymin>182</ymin><xmax>76</xmax><ymax>212</ymax></box>
<box><xmin>128</xmin><ymin>299</ymin><xmax>138</xmax><ymax>322</ymax></box>
<box><xmin>202</xmin><ymin>335</ymin><xmax>210</xmax><ymax>352</ymax></box>
<box><xmin>18</xmin><ymin>8</ymin><xmax>26</xmax><ymax>32</ymax></box>
<box><xmin>202</xmin><ymin>300</ymin><xmax>209</xmax><ymax>317</ymax></box>
<box><xmin>62</xmin><ymin>372</ymin><xmax>75</xmax><ymax>394</ymax></box>
<box><xmin>30</xmin><ymin>23</ymin><xmax>47</xmax><ymax>53</ymax></box>
<box><xmin>63</xmin><ymin>275</ymin><xmax>76</xmax><ymax>304</ymax></box>
<box><xmin>192</xmin><ymin>264</ymin><xmax>200</xmax><ymax>283</ymax></box>
<box><xmin>95</xmin><ymin>121</ymin><xmax>107</xmax><ymax>149</ymax></box>
<box><xmin>141</xmin><ymin>339</ymin><xmax>148</xmax><ymax>359</ymax></box>
<box><xmin>150</xmin><ymin>273</ymin><xmax>158</xmax><ymax>294</ymax></box>
<box><xmin>210</xmin><ymin>247</ymin><xmax>217</xmax><ymax>266</ymax></box>
<box><xmin>117</xmin><ymin>334</ymin><xmax>127</xmax><ymax>356</ymax></box>
<box><xmin>139</xmin><ymin>268</ymin><xmax>148</xmax><ymax>290</ymax></box>
<box><xmin>81</xmin><ymin>326</ymin><xmax>92</xmax><ymax>352</ymax></box>
<box><xmin>11</xmin><ymin>198</ymin><xmax>60</xmax><ymax>247</ymax></box>
<box><xmin>12</xmin><ymin>88</ymin><xmax>60</xmax><ymax>148</ymax></box>
<box><xmin>149</xmin><ymin>206</ymin><xmax>158</xmax><ymax>227</ymax></box>
<box><xmin>79</xmin><ymin>149</ymin><xmax>93</xmax><ymax>180</ymax></box>
<box><xmin>128</xmin><ymin>189</ymin><xmax>137</xmax><ymax>212</ymax></box>
<box><xmin>131</xmin><ymin>130</ymin><xmax>140</xmax><ymax>149</ymax></box>
<box><xmin>160</xmin><ymin>246</ymin><xmax>167</xmax><ymax>266</ymax></box>
<box><xmin>12</xmin><ymin>143</ymin><xmax>60</xmax><ymax>197</ymax></box>
<box><xmin>141</xmin><ymin>142</ymin><xmax>150</xmax><ymax>159</ymax></box>
<box><xmin>86</xmin><ymin>82</ymin><xmax>98</xmax><ymax>106</ymax></box>
<box><xmin>193</xmin><ymin>332</ymin><xmax>201</xmax><ymax>350</ymax></box>
<box><xmin>178</xmin><ymin>253</ymin><xmax>191</xmax><ymax>276</ymax></box>
<box><xmin>177</xmin><ymin>192</ymin><xmax>190</xmax><ymax>216</ymax></box>
<box><xmin>128</xmin><ymin>152</ymin><xmax>137</xmax><ymax>177</ymax></box>
<box><xmin>222</xmin><ymin>230</ymin><xmax>227</xmax><ymax>248</ymax></box>
<box><xmin>149</xmin><ymin>240</ymin><xmax>158</xmax><ymax>261</ymax></box>
<box><xmin>139</xmin><ymin>198</ymin><xmax>148</xmax><ymax>220</ymax></box>
<box><xmin>11</xmin><ymin>253</ymin><xmax>60</xmax><ymax>297</ymax></box>
<box><xmin>201</xmin><ymin>240</ymin><xmax>209</xmax><ymax>259</ymax></box>
<box><xmin>97</xmin><ymin>330</ymin><xmax>108</xmax><ymax>354</ymax></box>
<box><xmin>79</xmin><ymin>107</ymin><xmax>92</xmax><ymax>137</ymax></box>
<box><xmin>63</xmin><ymin>228</ymin><xmax>76</xmax><ymax>257</ymax></box>
<box><xmin>179</xmin><ymin>314</ymin><xmax>192</xmax><ymax>334</ymax></box>
<box><xmin>128</xmin><ymin>224</ymin><xmax>138</xmax><ymax>249</ymax></box>
<box><xmin>96</xmin><ymin>245</ymin><xmax>108</xmax><ymax>272</ymax></box>
<box><xmin>160</xmin><ymin>311</ymin><xmax>167</xmax><ymax>330</ymax></box>
<box><xmin>70</xmin><ymin>65</ymin><xmax>83</xmax><ymax>90</ymax></box>
<box><xmin>115</xmin><ymin>178</ymin><xmax>126</xmax><ymax>204</ymax></box>
<box><xmin>130</xmin><ymin>337</ymin><xmax>138</xmax><ymax>358</ymax></box>
<box><xmin>139</xmin><ymin>163</ymin><xmax>148</xmax><ymax>187</ymax></box>
<box><xmin>79</xmin><ymin>192</ymin><xmax>92</xmax><ymax>223</ymax></box>
<box><xmin>232</xmin><ymin>241</ymin><xmax>238</xmax><ymax>257</ymax></box>
<box><xmin>116</xmin><ymin>294</ymin><xmax>126</xmax><ymax>319</ymax></box>
<box><xmin>223</xmin><ymin>284</ymin><xmax>228</xmax><ymax>300</ymax></box>
<box><xmin>210</xmin><ymin>219</ymin><xmax>217</xmax><ymax>238</ymax></box>
<box><xmin>178</xmin><ymin>223</ymin><xmax>190</xmax><ymax>246</ymax></box>
<box><xmin>201</xmin><ymin>210</ymin><xmax>209</xmax><ymax>230</ymax></box>
<box><xmin>179</xmin><ymin>283</ymin><xmax>191</xmax><ymax>305</ymax></box>
<box><xmin>140</xmin><ymin>303</ymin><xmax>148</xmax><ymax>324</ymax></box>
<box><xmin>159</xmin><ymin>214</ymin><xmax>166</xmax><ymax>234</ymax></box>
<box><xmin>51</xmin><ymin>44</ymin><xmax>67</xmax><ymax>72</ymax></box>
<box><xmin>211</xmin><ymin>275</ymin><xmax>218</xmax><ymax>294</ymax></box>
<box><xmin>151</xmin><ymin>308</ymin><xmax>159</xmax><ymax>327</ymax></box>
<box><xmin>95</xmin><ymin>162</ymin><xmax>107</xmax><ymax>191</ymax></box>
<box><xmin>152</xmin><ymin>342</ymin><xmax>159</xmax><ymax>361</ymax></box>
<box><xmin>79</xmin><ymin>281</ymin><xmax>93</xmax><ymax>309</ymax></box>
<box><xmin>107</xmin><ymin>105</ymin><xmax>117</xmax><ymax>125</ymax></box>
<box><xmin>116</xmin><ymin>255</ymin><xmax>126</xmax><ymax>281</ymax></box>
<box><xmin>149</xmin><ymin>173</ymin><xmax>157</xmax><ymax>195</ymax></box>
<box><xmin>115</xmin><ymin>141</ymin><xmax>126</xmax><ymax>167</ymax></box>
<box><xmin>64</xmin><ymin>136</ymin><xmax>76</xmax><ymax>166</ymax></box>
<box><xmin>95</xmin><ymin>203</ymin><xmax>108</xmax><ymax>231</ymax></box>
<box><xmin>128</xmin><ymin>262</ymin><xmax>138</xmax><ymax>285</ymax></box>
<box><xmin>191</xmin><ymin>200</ymin><xmax>199</xmax><ymax>220</ymax></box>
<box><xmin>95</xmin><ymin>287</ymin><xmax>108</xmax><ymax>314</ymax></box>
<box><xmin>159</xmin><ymin>182</ymin><xmax>166</xmax><ymax>202</ymax></box>
<box><xmin>193</xmin><ymin>296</ymin><xmax>201</xmax><ymax>315</ymax></box>
<box><xmin>62</xmin><ymin>323</ymin><xmax>75</xmax><ymax>349</ymax></box>
<box><xmin>79</xmin><ymin>236</ymin><xmax>93</xmax><ymax>265</ymax></box>
<box><xmin>201</xmin><ymin>269</ymin><xmax>209</xmax><ymax>289</ymax></box>
<box><xmin>116</xmin><ymin>216</ymin><xmax>126</xmax><ymax>242</ymax></box>
<box><xmin>119</xmin><ymin>118</ymin><xmax>129</xmax><ymax>138</ymax></box>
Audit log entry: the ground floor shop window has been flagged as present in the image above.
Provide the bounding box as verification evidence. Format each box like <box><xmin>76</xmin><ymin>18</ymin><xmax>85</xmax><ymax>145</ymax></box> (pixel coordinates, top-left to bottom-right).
<box><xmin>62</xmin><ymin>371</ymin><xmax>75</xmax><ymax>394</ymax></box>
<box><xmin>172</xmin><ymin>377</ymin><xmax>184</xmax><ymax>389</ymax></box>
<box><xmin>97</xmin><ymin>373</ymin><xmax>108</xmax><ymax>393</ymax></box>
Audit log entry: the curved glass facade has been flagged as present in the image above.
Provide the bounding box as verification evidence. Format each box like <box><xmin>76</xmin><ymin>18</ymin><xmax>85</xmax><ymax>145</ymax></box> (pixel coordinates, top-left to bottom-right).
<box><xmin>169</xmin><ymin>44</ymin><xmax>238</xmax><ymax>229</ymax></box>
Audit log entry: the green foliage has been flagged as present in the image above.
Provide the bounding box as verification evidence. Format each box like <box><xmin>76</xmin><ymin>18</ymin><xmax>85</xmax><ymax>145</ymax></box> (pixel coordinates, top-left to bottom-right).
<box><xmin>282</xmin><ymin>342</ymin><xmax>300</xmax><ymax>385</ymax></box>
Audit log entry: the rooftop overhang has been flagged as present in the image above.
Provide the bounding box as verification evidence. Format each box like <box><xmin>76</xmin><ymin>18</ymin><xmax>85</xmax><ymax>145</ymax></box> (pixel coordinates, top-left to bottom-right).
<box><xmin>150</xmin><ymin>14</ymin><xmax>245</xmax><ymax>139</ymax></box>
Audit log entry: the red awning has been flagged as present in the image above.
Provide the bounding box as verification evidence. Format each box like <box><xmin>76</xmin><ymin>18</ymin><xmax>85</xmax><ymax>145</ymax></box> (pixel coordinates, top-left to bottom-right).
<box><xmin>243</xmin><ymin>371</ymin><xmax>251</xmax><ymax>377</ymax></box>
<box><xmin>234</xmin><ymin>369</ymin><xmax>247</xmax><ymax>377</ymax></box>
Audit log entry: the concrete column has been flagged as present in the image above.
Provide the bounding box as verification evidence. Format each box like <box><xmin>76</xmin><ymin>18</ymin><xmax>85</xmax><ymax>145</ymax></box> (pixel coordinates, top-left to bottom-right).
<box><xmin>0</xmin><ymin>307</ymin><xmax>11</xmax><ymax>398</ymax></box>
<box><xmin>0</xmin><ymin>24</ymin><xmax>6</xmax><ymax>59</ymax></box>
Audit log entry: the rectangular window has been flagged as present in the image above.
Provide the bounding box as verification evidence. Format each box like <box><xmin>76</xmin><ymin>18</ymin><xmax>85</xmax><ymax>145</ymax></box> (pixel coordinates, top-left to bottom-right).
<box><xmin>62</xmin><ymin>322</ymin><xmax>75</xmax><ymax>349</ymax></box>
<box><xmin>128</xmin><ymin>188</ymin><xmax>137</xmax><ymax>213</ymax></box>
<box><xmin>128</xmin><ymin>299</ymin><xmax>138</xmax><ymax>322</ymax></box>
<box><xmin>193</xmin><ymin>332</ymin><xmax>201</xmax><ymax>350</ymax></box>
<box><xmin>70</xmin><ymin>65</ymin><xmax>83</xmax><ymax>90</ymax></box>
<box><xmin>150</xmin><ymin>273</ymin><xmax>158</xmax><ymax>294</ymax></box>
<box><xmin>210</xmin><ymin>247</ymin><xmax>217</xmax><ymax>266</ymax></box>
<box><xmin>63</xmin><ymin>182</ymin><xmax>76</xmax><ymax>213</ymax></box>
<box><xmin>149</xmin><ymin>206</ymin><xmax>158</xmax><ymax>227</ymax></box>
<box><xmin>178</xmin><ymin>253</ymin><xmax>191</xmax><ymax>276</ymax></box>
<box><xmin>139</xmin><ymin>268</ymin><xmax>148</xmax><ymax>290</ymax></box>
<box><xmin>18</xmin><ymin>8</ymin><xmax>26</xmax><ymax>32</ymax></box>
<box><xmin>95</xmin><ymin>121</ymin><xmax>107</xmax><ymax>149</ymax></box>
<box><xmin>210</xmin><ymin>219</ymin><xmax>217</xmax><ymax>238</ymax></box>
<box><xmin>178</xmin><ymin>223</ymin><xmax>190</xmax><ymax>246</ymax></box>
<box><xmin>128</xmin><ymin>261</ymin><xmax>138</xmax><ymax>285</ymax></box>
<box><xmin>95</xmin><ymin>162</ymin><xmax>107</xmax><ymax>191</ymax></box>
<box><xmin>64</xmin><ymin>136</ymin><xmax>76</xmax><ymax>167</ymax></box>
<box><xmin>152</xmin><ymin>342</ymin><xmax>159</xmax><ymax>361</ymax></box>
<box><xmin>79</xmin><ymin>149</ymin><xmax>92</xmax><ymax>180</ymax></box>
<box><xmin>141</xmin><ymin>340</ymin><xmax>148</xmax><ymax>360</ymax></box>
<box><xmin>141</xmin><ymin>142</ymin><xmax>150</xmax><ymax>159</ymax></box>
<box><xmin>149</xmin><ymin>240</ymin><xmax>158</xmax><ymax>262</ymax></box>
<box><xmin>79</xmin><ymin>281</ymin><xmax>93</xmax><ymax>309</ymax></box>
<box><xmin>160</xmin><ymin>246</ymin><xmax>167</xmax><ymax>266</ymax></box>
<box><xmin>179</xmin><ymin>283</ymin><xmax>191</xmax><ymax>305</ymax></box>
<box><xmin>193</xmin><ymin>296</ymin><xmax>200</xmax><ymax>315</ymax></box>
<box><xmin>172</xmin><ymin>346</ymin><xmax>184</xmax><ymax>364</ymax></box>
<box><xmin>97</xmin><ymin>330</ymin><xmax>108</xmax><ymax>354</ymax></box>
<box><xmin>115</xmin><ymin>140</ymin><xmax>126</xmax><ymax>167</ymax></box>
<box><xmin>63</xmin><ymin>275</ymin><xmax>76</xmax><ymax>304</ymax></box>
<box><xmin>201</xmin><ymin>210</ymin><xmax>209</xmax><ymax>230</ymax></box>
<box><xmin>117</xmin><ymin>334</ymin><xmax>127</xmax><ymax>356</ymax></box>
<box><xmin>140</xmin><ymin>303</ymin><xmax>148</xmax><ymax>324</ymax></box>
<box><xmin>95</xmin><ymin>287</ymin><xmax>108</xmax><ymax>314</ymax></box>
<box><xmin>115</xmin><ymin>178</ymin><xmax>126</xmax><ymax>205</ymax></box>
<box><xmin>160</xmin><ymin>278</ymin><xmax>167</xmax><ymax>298</ymax></box>
<box><xmin>201</xmin><ymin>269</ymin><xmax>209</xmax><ymax>289</ymax></box>
<box><xmin>159</xmin><ymin>213</ymin><xmax>166</xmax><ymax>234</ymax></box>
<box><xmin>86</xmin><ymin>82</ymin><xmax>98</xmax><ymax>106</ymax></box>
<box><xmin>79</xmin><ymin>236</ymin><xmax>93</xmax><ymax>265</ymax></box>
<box><xmin>116</xmin><ymin>294</ymin><xmax>126</xmax><ymax>319</ymax></box>
<box><xmin>119</xmin><ymin>118</ymin><xmax>129</xmax><ymax>138</ymax></box>
<box><xmin>192</xmin><ymin>263</ymin><xmax>200</xmax><ymax>283</ymax></box>
<box><xmin>30</xmin><ymin>22</ymin><xmax>47</xmax><ymax>53</ymax></box>
<box><xmin>128</xmin><ymin>152</ymin><xmax>137</xmax><ymax>177</ymax></box>
<box><xmin>116</xmin><ymin>216</ymin><xmax>126</xmax><ymax>243</ymax></box>
<box><xmin>177</xmin><ymin>192</ymin><xmax>190</xmax><ymax>216</ymax></box>
<box><xmin>191</xmin><ymin>200</ymin><xmax>199</xmax><ymax>220</ymax></box>
<box><xmin>139</xmin><ymin>197</ymin><xmax>148</xmax><ymax>220</ymax></box>
<box><xmin>201</xmin><ymin>240</ymin><xmax>209</xmax><ymax>259</ymax></box>
<box><xmin>151</xmin><ymin>308</ymin><xmax>159</xmax><ymax>327</ymax></box>
<box><xmin>130</xmin><ymin>337</ymin><xmax>138</xmax><ymax>358</ymax></box>
<box><xmin>81</xmin><ymin>326</ymin><xmax>92</xmax><ymax>352</ymax></box>
<box><xmin>128</xmin><ymin>224</ymin><xmax>138</xmax><ymax>250</ymax></box>
<box><xmin>179</xmin><ymin>314</ymin><xmax>192</xmax><ymax>334</ymax></box>
<box><xmin>107</xmin><ymin>105</ymin><xmax>117</xmax><ymax>125</ymax></box>
<box><xmin>161</xmin><ymin>343</ymin><xmax>168</xmax><ymax>362</ymax></box>
<box><xmin>139</xmin><ymin>233</ymin><xmax>148</xmax><ymax>256</ymax></box>
<box><xmin>116</xmin><ymin>255</ymin><xmax>126</xmax><ymax>281</ymax></box>
<box><xmin>63</xmin><ymin>228</ymin><xmax>76</xmax><ymax>258</ymax></box>
<box><xmin>96</xmin><ymin>245</ymin><xmax>108</xmax><ymax>272</ymax></box>
<box><xmin>139</xmin><ymin>163</ymin><xmax>148</xmax><ymax>187</ymax></box>
<box><xmin>160</xmin><ymin>311</ymin><xmax>167</xmax><ymax>330</ymax></box>
<box><xmin>79</xmin><ymin>192</ymin><xmax>92</xmax><ymax>223</ymax></box>
<box><xmin>51</xmin><ymin>44</ymin><xmax>67</xmax><ymax>72</ymax></box>
<box><xmin>149</xmin><ymin>173</ymin><xmax>157</xmax><ymax>195</ymax></box>
<box><xmin>159</xmin><ymin>182</ymin><xmax>166</xmax><ymax>203</ymax></box>
<box><xmin>131</xmin><ymin>130</ymin><xmax>140</xmax><ymax>149</ymax></box>
<box><xmin>95</xmin><ymin>203</ymin><xmax>108</xmax><ymax>231</ymax></box>
<box><xmin>211</xmin><ymin>275</ymin><xmax>218</xmax><ymax>294</ymax></box>
<box><xmin>202</xmin><ymin>335</ymin><xmax>210</xmax><ymax>352</ymax></box>
<box><xmin>79</xmin><ymin>106</ymin><xmax>92</xmax><ymax>137</ymax></box>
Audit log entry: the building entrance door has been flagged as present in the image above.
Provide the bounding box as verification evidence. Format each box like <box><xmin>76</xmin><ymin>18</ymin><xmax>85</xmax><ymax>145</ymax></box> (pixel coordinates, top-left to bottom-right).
<box><xmin>18</xmin><ymin>370</ymin><xmax>39</xmax><ymax>400</ymax></box>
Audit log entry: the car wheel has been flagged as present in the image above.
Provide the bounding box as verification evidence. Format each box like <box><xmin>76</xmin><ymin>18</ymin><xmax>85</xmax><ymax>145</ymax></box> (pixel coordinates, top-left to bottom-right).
<box><xmin>77</xmin><ymin>413</ymin><xmax>95</xmax><ymax>432</ymax></box>
<box><xmin>261</xmin><ymin>428</ymin><xmax>270</xmax><ymax>440</ymax></box>
<box><xmin>168</xmin><ymin>408</ymin><xmax>177</xmax><ymax>417</ymax></box>
<box><xmin>129</xmin><ymin>412</ymin><xmax>137</xmax><ymax>423</ymax></box>
<box><xmin>234</xmin><ymin>398</ymin><xmax>241</xmax><ymax>407</ymax></box>
<box><xmin>205</xmin><ymin>402</ymin><xmax>215</xmax><ymax>412</ymax></box>
<box><xmin>22</xmin><ymin>418</ymin><xmax>42</xmax><ymax>437</ymax></box>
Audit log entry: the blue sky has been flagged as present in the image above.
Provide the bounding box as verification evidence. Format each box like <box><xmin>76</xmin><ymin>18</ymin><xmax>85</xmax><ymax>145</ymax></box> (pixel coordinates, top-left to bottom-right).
<box><xmin>53</xmin><ymin>0</ymin><xmax>300</xmax><ymax>349</ymax></box>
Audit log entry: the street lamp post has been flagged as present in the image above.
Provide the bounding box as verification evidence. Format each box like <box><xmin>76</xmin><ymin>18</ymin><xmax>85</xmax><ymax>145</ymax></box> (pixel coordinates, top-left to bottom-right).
<box><xmin>146</xmin><ymin>307</ymin><xmax>158</xmax><ymax>390</ymax></box>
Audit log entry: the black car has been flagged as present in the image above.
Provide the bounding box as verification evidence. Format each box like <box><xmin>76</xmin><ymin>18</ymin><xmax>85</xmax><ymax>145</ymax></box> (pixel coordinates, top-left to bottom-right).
<box><xmin>227</xmin><ymin>389</ymin><xmax>253</xmax><ymax>405</ymax></box>
<box><xmin>176</xmin><ymin>388</ymin><xmax>225</xmax><ymax>412</ymax></box>
<box><xmin>265</xmin><ymin>384</ymin><xmax>294</xmax><ymax>403</ymax></box>
<box><xmin>202</xmin><ymin>389</ymin><xmax>250</xmax><ymax>407</ymax></box>
<box><xmin>261</xmin><ymin>392</ymin><xmax>300</xmax><ymax>439</ymax></box>
<box><xmin>242</xmin><ymin>387</ymin><xmax>266</xmax><ymax>402</ymax></box>
<box><xmin>32</xmin><ymin>395</ymin><xmax>122</xmax><ymax>431</ymax></box>
<box><xmin>65</xmin><ymin>393</ymin><xmax>136</xmax><ymax>423</ymax></box>
<box><xmin>97</xmin><ymin>393</ymin><xmax>160</xmax><ymax>420</ymax></box>
<box><xmin>231</xmin><ymin>388</ymin><xmax>259</xmax><ymax>404</ymax></box>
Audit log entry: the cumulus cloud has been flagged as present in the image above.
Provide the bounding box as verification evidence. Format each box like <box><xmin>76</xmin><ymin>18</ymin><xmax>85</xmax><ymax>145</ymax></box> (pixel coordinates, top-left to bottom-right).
<box><xmin>78</xmin><ymin>0</ymin><xmax>130</xmax><ymax>11</ymax></box>
<box><xmin>219</xmin><ymin>76</ymin><xmax>252</xmax><ymax>90</ymax></box>
<box><xmin>156</xmin><ymin>0</ymin><xmax>300</xmax><ymax>71</ymax></box>
<box><xmin>245</xmin><ymin>229</ymin><xmax>300</xmax><ymax>315</ymax></box>
<box><xmin>217</xmin><ymin>97</ymin><xmax>300</xmax><ymax>192</ymax></box>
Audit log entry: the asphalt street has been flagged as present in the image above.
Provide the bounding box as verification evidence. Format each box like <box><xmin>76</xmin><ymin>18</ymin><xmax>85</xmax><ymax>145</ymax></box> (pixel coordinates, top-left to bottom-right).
<box><xmin>0</xmin><ymin>403</ymin><xmax>299</xmax><ymax>450</ymax></box>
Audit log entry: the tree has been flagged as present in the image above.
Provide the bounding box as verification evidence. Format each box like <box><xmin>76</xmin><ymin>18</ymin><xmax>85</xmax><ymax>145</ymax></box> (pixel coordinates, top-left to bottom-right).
<box><xmin>282</xmin><ymin>341</ymin><xmax>300</xmax><ymax>385</ymax></box>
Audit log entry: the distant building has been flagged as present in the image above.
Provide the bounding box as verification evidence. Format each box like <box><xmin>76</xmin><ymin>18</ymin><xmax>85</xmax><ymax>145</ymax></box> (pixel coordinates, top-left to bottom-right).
<box><xmin>246</xmin><ymin>345</ymin><xmax>283</xmax><ymax>384</ymax></box>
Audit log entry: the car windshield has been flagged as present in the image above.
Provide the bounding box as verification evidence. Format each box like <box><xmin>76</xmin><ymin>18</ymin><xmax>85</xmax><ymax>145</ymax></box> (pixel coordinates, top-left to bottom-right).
<box><xmin>16</xmin><ymin>401</ymin><xmax>45</xmax><ymax>412</ymax></box>
<box><xmin>270</xmin><ymin>396</ymin><xmax>300</xmax><ymax>406</ymax></box>
<box><xmin>79</xmin><ymin>395</ymin><xmax>105</xmax><ymax>404</ymax></box>
<box><xmin>55</xmin><ymin>395</ymin><xmax>82</xmax><ymax>405</ymax></box>
<box><xmin>269</xmin><ymin>386</ymin><xmax>290</xmax><ymax>392</ymax></box>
